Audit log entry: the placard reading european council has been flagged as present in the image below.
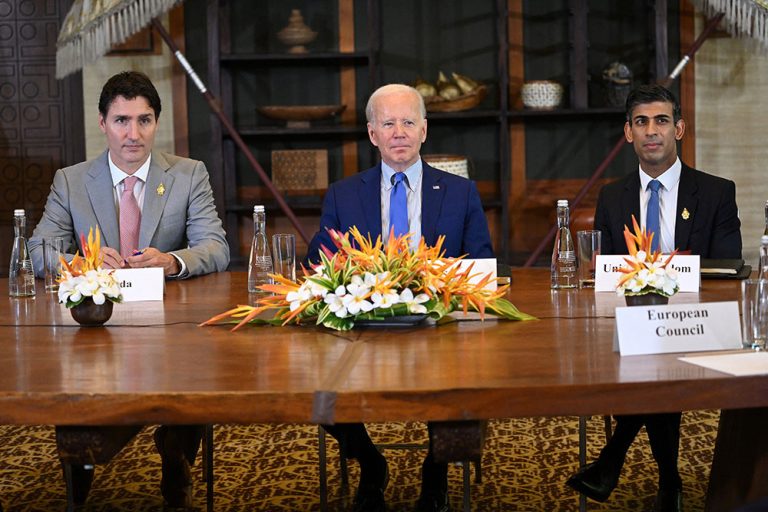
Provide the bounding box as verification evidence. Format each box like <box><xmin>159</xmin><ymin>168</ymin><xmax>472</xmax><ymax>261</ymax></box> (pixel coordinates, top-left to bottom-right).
<box><xmin>595</xmin><ymin>254</ymin><xmax>700</xmax><ymax>292</ymax></box>
<box><xmin>613</xmin><ymin>301</ymin><xmax>741</xmax><ymax>356</ymax></box>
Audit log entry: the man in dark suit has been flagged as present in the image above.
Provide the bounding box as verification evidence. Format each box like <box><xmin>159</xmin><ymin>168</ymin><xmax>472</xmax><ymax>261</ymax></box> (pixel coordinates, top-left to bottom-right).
<box><xmin>566</xmin><ymin>84</ymin><xmax>742</xmax><ymax>512</ymax></box>
<box><xmin>30</xmin><ymin>71</ymin><xmax>229</xmax><ymax>508</ymax></box>
<box><xmin>306</xmin><ymin>84</ymin><xmax>493</xmax><ymax>512</ymax></box>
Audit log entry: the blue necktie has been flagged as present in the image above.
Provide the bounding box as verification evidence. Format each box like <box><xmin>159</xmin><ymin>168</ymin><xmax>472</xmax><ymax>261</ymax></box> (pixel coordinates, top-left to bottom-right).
<box><xmin>647</xmin><ymin>179</ymin><xmax>662</xmax><ymax>252</ymax></box>
<box><xmin>390</xmin><ymin>173</ymin><xmax>409</xmax><ymax>238</ymax></box>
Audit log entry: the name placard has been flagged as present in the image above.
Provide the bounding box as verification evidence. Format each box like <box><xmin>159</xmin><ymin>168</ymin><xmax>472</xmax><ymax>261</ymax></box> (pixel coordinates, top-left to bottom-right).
<box><xmin>112</xmin><ymin>268</ymin><xmax>164</xmax><ymax>302</ymax></box>
<box><xmin>452</xmin><ymin>258</ymin><xmax>497</xmax><ymax>291</ymax></box>
<box><xmin>595</xmin><ymin>254</ymin><xmax>700</xmax><ymax>293</ymax></box>
<box><xmin>613</xmin><ymin>301</ymin><xmax>741</xmax><ymax>356</ymax></box>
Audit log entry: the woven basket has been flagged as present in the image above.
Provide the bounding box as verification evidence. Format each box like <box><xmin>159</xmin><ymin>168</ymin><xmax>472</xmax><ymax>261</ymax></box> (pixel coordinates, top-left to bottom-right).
<box><xmin>422</xmin><ymin>154</ymin><xmax>470</xmax><ymax>179</ymax></box>
<box><xmin>521</xmin><ymin>80</ymin><xmax>563</xmax><ymax>109</ymax></box>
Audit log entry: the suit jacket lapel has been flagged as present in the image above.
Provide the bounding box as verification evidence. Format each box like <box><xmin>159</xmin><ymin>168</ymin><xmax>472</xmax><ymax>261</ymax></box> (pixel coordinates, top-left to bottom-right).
<box><xmin>84</xmin><ymin>151</ymin><xmax>120</xmax><ymax>249</ymax></box>
<box><xmin>140</xmin><ymin>152</ymin><xmax>173</xmax><ymax>249</ymax></box>
<box><xmin>421</xmin><ymin>164</ymin><xmax>445</xmax><ymax>245</ymax></box>
<box><xmin>674</xmin><ymin>165</ymin><xmax>698</xmax><ymax>251</ymax></box>
<box><xmin>358</xmin><ymin>165</ymin><xmax>382</xmax><ymax>239</ymax></box>
<box><xmin>622</xmin><ymin>172</ymin><xmax>641</xmax><ymax>231</ymax></box>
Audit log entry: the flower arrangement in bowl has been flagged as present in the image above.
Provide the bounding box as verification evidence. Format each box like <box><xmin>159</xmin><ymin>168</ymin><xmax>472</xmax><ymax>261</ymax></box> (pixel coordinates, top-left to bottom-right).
<box><xmin>58</xmin><ymin>227</ymin><xmax>122</xmax><ymax>325</ymax></box>
<box><xmin>616</xmin><ymin>216</ymin><xmax>678</xmax><ymax>305</ymax></box>
<box><xmin>202</xmin><ymin>227</ymin><xmax>535</xmax><ymax>332</ymax></box>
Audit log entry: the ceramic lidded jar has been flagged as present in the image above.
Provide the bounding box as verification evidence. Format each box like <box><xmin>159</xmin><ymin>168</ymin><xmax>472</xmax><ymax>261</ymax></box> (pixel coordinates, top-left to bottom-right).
<box><xmin>277</xmin><ymin>9</ymin><xmax>317</xmax><ymax>54</ymax></box>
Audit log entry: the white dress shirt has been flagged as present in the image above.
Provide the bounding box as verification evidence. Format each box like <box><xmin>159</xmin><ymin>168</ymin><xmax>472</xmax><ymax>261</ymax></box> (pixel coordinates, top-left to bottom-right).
<box><xmin>638</xmin><ymin>158</ymin><xmax>681</xmax><ymax>254</ymax></box>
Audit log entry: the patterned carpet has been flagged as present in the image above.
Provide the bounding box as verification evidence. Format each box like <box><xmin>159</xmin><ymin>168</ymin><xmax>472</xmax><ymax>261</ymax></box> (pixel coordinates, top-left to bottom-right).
<box><xmin>0</xmin><ymin>412</ymin><xmax>719</xmax><ymax>511</ymax></box>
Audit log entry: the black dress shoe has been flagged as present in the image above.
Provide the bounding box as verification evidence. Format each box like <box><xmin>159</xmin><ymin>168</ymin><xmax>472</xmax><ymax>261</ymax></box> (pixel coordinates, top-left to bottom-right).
<box><xmin>65</xmin><ymin>464</ymin><xmax>94</xmax><ymax>505</ymax></box>
<box><xmin>654</xmin><ymin>487</ymin><xmax>683</xmax><ymax>512</ymax></box>
<box><xmin>566</xmin><ymin>461</ymin><xmax>619</xmax><ymax>502</ymax></box>
<box><xmin>352</xmin><ymin>462</ymin><xmax>388</xmax><ymax>512</ymax></box>
<box><xmin>415</xmin><ymin>489</ymin><xmax>450</xmax><ymax>512</ymax></box>
<box><xmin>153</xmin><ymin>428</ymin><xmax>193</xmax><ymax>508</ymax></box>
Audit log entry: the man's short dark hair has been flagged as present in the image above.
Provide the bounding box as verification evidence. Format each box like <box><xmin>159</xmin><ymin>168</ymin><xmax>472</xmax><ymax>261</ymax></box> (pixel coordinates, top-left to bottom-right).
<box><xmin>625</xmin><ymin>84</ymin><xmax>681</xmax><ymax>123</ymax></box>
<box><xmin>98</xmin><ymin>71</ymin><xmax>162</xmax><ymax>119</ymax></box>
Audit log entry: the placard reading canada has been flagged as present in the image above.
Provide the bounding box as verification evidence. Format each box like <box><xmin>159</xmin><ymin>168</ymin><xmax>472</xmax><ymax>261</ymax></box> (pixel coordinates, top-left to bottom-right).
<box><xmin>613</xmin><ymin>301</ymin><xmax>741</xmax><ymax>356</ymax></box>
<box><xmin>595</xmin><ymin>254</ymin><xmax>700</xmax><ymax>293</ymax></box>
<box><xmin>112</xmin><ymin>267</ymin><xmax>164</xmax><ymax>302</ymax></box>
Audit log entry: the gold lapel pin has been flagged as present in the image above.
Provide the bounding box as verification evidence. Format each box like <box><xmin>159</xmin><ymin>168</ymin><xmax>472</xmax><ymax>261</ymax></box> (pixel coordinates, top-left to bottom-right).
<box><xmin>681</xmin><ymin>208</ymin><xmax>690</xmax><ymax>220</ymax></box>
<box><xmin>156</xmin><ymin>183</ymin><xmax>165</xmax><ymax>196</ymax></box>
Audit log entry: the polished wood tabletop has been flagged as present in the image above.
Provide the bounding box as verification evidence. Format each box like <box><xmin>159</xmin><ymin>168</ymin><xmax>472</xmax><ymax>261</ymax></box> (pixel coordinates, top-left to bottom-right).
<box><xmin>0</xmin><ymin>270</ymin><xmax>759</xmax><ymax>426</ymax></box>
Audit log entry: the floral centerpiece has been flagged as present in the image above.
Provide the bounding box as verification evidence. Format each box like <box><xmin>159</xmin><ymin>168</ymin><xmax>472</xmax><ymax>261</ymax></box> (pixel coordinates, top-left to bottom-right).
<box><xmin>202</xmin><ymin>227</ymin><xmax>535</xmax><ymax>332</ymax></box>
<box><xmin>58</xmin><ymin>227</ymin><xmax>123</xmax><ymax>309</ymax></box>
<box><xmin>616</xmin><ymin>215</ymin><xmax>678</xmax><ymax>299</ymax></box>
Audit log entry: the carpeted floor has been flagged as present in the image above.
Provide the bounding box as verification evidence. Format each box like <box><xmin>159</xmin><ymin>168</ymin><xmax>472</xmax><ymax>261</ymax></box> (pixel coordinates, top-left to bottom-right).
<box><xmin>0</xmin><ymin>411</ymin><xmax>719</xmax><ymax>511</ymax></box>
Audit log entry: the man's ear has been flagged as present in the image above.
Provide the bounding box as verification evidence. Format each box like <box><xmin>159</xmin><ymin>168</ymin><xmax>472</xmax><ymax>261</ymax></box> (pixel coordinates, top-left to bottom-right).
<box><xmin>98</xmin><ymin>114</ymin><xmax>106</xmax><ymax>134</ymax></box>
<box><xmin>624</xmin><ymin>121</ymin><xmax>633</xmax><ymax>143</ymax></box>
<box><xmin>674</xmin><ymin>119</ymin><xmax>686</xmax><ymax>140</ymax></box>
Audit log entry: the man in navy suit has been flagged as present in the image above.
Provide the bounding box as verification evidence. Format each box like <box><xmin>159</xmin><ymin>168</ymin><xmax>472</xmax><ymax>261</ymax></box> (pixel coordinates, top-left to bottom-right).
<box><xmin>306</xmin><ymin>84</ymin><xmax>492</xmax><ymax>512</ymax></box>
<box><xmin>566</xmin><ymin>85</ymin><xmax>741</xmax><ymax>512</ymax></box>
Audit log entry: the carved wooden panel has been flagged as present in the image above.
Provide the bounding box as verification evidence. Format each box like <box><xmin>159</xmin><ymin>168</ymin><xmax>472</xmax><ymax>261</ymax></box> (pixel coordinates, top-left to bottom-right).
<box><xmin>0</xmin><ymin>0</ymin><xmax>83</xmax><ymax>277</ymax></box>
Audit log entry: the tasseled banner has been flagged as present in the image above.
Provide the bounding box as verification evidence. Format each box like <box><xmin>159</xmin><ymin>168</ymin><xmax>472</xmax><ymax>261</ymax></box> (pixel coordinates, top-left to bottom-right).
<box><xmin>693</xmin><ymin>0</ymin><xmax>768</xmax><ymax>51</ymax></box>
<box><xmin>56</xmin><ymin>0</ymin><xmax>183</xmax><ymax>79</ymax></box>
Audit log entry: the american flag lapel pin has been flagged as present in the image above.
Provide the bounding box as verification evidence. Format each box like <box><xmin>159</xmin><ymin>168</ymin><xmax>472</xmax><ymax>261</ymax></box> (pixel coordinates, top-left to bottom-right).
<box><xmin>433</xmin><ymin>185</ymin><xmax>440</xmax><ymax>190</ymax></box>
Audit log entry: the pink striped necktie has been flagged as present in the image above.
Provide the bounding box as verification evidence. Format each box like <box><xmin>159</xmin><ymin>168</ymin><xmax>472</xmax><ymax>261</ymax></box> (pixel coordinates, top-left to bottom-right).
<box><xmin>119</xmin><ymin>175</ymin><xmax>141</xmax><ymax>259</ymax></box>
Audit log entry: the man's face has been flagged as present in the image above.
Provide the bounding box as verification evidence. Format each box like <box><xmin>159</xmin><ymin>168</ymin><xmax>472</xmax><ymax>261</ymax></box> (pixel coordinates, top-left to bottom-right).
<box><xmin>98</xmin><ymin>95</ymin><xmax>157</xmax><ymax>174</ymax></box>
<box><xmin>367</xmin><ymin>91</ymin><xmax>427</xmax><ymax>172</ymax></box>
<box><xmin>624</xmin><ymin>101</ymin><xmax>685</xmax><ymax>177</ymax></box>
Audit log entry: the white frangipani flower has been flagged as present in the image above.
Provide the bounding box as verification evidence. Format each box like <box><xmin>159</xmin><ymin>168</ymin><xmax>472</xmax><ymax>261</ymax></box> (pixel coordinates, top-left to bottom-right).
<box><xmin>399</xmin><ymin>288</ymin><xmax>429</xmax><ymax>314</ymax></box>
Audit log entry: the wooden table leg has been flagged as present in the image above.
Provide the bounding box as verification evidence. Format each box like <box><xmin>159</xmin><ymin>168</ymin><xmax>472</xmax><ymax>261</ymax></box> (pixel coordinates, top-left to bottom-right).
<box><xmin>706</xmin><ymin>408</ymin><xmax>768</xmax><ymax>510</ymax></box>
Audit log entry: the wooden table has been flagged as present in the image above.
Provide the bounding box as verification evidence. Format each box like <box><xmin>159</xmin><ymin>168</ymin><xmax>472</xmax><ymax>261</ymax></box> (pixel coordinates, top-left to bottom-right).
<box><xmin>0</xmin><ymin>270</ymin><xmax>764</xmax><ymax>509</ymax></box>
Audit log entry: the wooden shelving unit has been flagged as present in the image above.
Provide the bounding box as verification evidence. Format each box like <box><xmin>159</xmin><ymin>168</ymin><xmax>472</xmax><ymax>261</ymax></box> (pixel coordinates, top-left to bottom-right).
<box><xmin>201</xmin><ymin>0</ymin><xmax>675</xmax><ymax>266</ymax></box>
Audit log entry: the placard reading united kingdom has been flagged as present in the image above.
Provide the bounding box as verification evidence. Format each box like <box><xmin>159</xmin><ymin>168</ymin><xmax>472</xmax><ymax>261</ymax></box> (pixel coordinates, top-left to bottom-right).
<box><xmin>595</xmin><ymin>254</ymin><xmax>700</xmax><ymax>293</ymax></box>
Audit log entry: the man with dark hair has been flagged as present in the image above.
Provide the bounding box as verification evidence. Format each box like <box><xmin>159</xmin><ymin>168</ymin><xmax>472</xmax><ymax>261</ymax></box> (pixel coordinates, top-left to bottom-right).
<box><xmin>566</xmin><ymin>84</ymin><xmax>741</xmax><ymax>512</ymax></box>
<box><xmin>30</xmin><ymin>70</ymin><xmax>229</xmax><ymax>508</ymax></box>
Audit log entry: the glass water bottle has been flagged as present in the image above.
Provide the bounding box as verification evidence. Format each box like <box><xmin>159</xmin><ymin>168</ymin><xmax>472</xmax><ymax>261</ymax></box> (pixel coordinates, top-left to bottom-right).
<box><xmin>551</xmin><ymin>199</ymin><xmax>577</xmax><ymax>289</ymax></box>
<box><xmin>9</xmin><ymin>209</ymin><xmax>36</xmax><ymax>297</ymax></box>
<box><xmin>247</xmin><ymin>205</ymin><xmax>273</xmax><ymax>294</ymax></box>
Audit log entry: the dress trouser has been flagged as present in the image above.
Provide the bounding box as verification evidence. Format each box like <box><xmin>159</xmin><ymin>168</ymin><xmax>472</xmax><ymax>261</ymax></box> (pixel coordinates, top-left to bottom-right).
<box><xmin>323</xmin><ymin>422</ymin><xmax>448</xmax><ymax>492</ymax></box>
<box><xmin>601</xmin><ymin>412</ymin><xmax>682</xmax><ymax>488</ymax></box>
<box><xmin>56</xmin><ymin>424</ymin><xmax>203</xmax><ymax>471</ymax></box>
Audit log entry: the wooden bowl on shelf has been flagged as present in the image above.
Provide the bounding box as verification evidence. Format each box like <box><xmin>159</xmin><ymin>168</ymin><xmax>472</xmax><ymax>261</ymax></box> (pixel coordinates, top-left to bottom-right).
<box><xmin>425</xmin><ymin>85</ymin><xmax>487</xmax><ymax>113</ymax></box>
<box><xmin>257</xmin><ymin>104</ymin><xmax>346</xmax><ymax>128</ymax></box>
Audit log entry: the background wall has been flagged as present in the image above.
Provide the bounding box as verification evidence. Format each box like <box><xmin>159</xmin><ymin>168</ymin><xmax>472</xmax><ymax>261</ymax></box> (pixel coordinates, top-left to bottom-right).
<box><xmin>695</xmin><ymin>19</ymin><xmax>768</xmax><ymax>265</ymax></box>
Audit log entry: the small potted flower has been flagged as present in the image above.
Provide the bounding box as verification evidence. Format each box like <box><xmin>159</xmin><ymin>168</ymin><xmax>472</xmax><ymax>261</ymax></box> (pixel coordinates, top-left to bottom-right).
<box><xmin>616</xmin><ymin>215</ymin><xmax>679</xmax><ymax>306</ymax></box>
<box><xmin>58</xmin><ymin>227</ymin><xmax>122</xmax><ymax>326</ymax></box>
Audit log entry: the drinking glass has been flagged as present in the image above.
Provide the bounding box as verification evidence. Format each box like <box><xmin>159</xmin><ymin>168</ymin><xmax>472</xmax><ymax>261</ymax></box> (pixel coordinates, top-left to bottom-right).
<box><xmin>272</xmin><ymin>234</ymin><xmax>296</xmax><ymax>282</ymax></box>
<box><xmin>741</xmin><ymin>279</ymin><xmax>768</xmax><ymax>351</ymax></box>
<box><xmin>576</xmin><ymin>230</ymin><xmax>601</xmax><ymax>289</ymax></box>
<box><xmin>43</xmin><ymin>237</ymin><xmax>64</xmax><ymax>293</ymax></box>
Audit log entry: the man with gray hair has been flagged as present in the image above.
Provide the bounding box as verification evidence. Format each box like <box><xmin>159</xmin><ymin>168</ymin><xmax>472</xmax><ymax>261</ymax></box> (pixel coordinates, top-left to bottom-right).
<box><xmin>306</xmin><ymin>84</ymin><xmax>492</xmax><ymax>512</ymax></box>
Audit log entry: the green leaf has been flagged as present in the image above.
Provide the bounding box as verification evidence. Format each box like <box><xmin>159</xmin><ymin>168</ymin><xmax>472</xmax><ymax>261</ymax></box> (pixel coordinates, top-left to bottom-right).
<box><xmin>322</xmin><ymin>315</ymin><xmax>354</xmax><ymax>331</ymax></box>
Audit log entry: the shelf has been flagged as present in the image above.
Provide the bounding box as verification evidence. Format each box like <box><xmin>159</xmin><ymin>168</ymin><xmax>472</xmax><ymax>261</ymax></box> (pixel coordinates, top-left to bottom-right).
<box><xmin>507</xmin><ymin>107</ymin><xmax>625</xmax><ymax>120</ymax></box>
<box><xmin>427</xmin><ymin>109</ymin><xmax>502</xmax><ymax>121</ymax></box>
<box><xmin>220</xmin><ymin>51</ymin><xmax>369</xmax><ymax>65</ymax></box>
<box><xmin>232</xmin><ymin>125</ymin><xmax>367</xmax><ymax>137</ymax></box>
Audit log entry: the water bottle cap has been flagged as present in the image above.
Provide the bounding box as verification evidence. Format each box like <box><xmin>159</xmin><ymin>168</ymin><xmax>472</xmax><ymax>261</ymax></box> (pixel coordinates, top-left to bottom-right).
<box><xmin>13</xmin><ymin>209</ymin><xmax>24</xmax><ymax>216</ymax></box>
<box><xmin>253</xmin><ymin>205</ymin><xmax>265</xmax><ymax>213</ymax></box>
<box><xmin>556</xmin><ymin>199</ymin><xmax>568</xmax><ymax>207</ymax></box>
